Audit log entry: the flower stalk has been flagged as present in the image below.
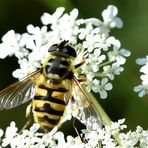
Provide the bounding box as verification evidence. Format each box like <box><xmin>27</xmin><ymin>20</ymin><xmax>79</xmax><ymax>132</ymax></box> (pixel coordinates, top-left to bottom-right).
<box><xmin>86</xmin><ymin>91</ymin><xmax>122</xmax><ymax>146</ymax></box>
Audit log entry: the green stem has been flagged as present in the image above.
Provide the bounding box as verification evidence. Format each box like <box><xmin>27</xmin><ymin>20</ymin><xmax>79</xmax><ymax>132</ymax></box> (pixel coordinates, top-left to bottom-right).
<box><xmin>98</xmin><ymin>60</ymin><xmax>114</xmax><ymax>68</ymax></box>
<box><xmin>88</xmin><ymin>92</ymin><xmax>121</xmax><ymax>145</ymax></box>
<box><xmin>88</xmin><ymin>92</ymin><xmax>111</xmax><ymax>126</ymax></box>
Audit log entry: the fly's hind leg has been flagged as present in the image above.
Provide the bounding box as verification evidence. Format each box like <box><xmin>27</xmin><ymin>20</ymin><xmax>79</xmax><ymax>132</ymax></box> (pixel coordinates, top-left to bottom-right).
<box><xmin>73</xmin><ymin>118</ymin><xmax>87</xmax><ymax>143</ymax></box>
<box><xmin>19</xmin><ymin>102</ymin><xmax>32</xmax><ymax>133</ymax></box>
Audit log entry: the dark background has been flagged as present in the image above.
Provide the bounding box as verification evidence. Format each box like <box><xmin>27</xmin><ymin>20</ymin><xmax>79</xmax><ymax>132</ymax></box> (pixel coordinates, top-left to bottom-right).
<box><xmin>0</xmin><ymin>0</ymin><xmax>148</xmax><ymax>132</ymax></box>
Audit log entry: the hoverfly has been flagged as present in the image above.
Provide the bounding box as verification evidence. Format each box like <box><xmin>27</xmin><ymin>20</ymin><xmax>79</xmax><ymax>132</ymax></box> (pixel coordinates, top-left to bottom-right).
<box><xmin>0</xmin><ymin>41</ymin><xmax>102</xmax><ymax>132</ymax></box>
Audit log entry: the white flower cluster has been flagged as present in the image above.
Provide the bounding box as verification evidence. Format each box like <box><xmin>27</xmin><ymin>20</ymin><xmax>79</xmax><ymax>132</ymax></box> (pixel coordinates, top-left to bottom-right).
<box><xmin>119</xmin><ymin>125</ymin><xmax>148</xmax><ymax>148</ymax></box>
<box><xmin>0</xmin><ymin>119</ymin><xmax>148</xmax><ymax>148</ymax></box>
<box><xmin>134</xmin><ymin>55</ymin><xmax>148</xmax><ymax>97</ymax></box>
<box><xmin>0</xmin><ymin>5</ymin><xmax>130</xmax><ymax>99</ymax></box>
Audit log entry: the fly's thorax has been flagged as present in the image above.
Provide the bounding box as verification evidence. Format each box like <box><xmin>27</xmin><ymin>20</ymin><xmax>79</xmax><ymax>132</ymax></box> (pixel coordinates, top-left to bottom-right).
<box><xmin>43</xmin><ymin>54</ymin><xmax>75</xmax><ymax>80</ymax></box>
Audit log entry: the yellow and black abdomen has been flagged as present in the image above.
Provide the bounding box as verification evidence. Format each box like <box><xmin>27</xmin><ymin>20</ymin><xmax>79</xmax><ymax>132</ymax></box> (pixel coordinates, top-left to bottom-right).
<box><xmin>32</xmin><ymin>74</ymin><xmax>68</xmax><ymax>131</ymax></box>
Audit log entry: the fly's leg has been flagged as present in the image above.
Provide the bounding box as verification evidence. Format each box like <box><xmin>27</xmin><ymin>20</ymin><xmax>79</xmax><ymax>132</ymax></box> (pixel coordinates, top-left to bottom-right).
<box><xmin>73</xmin><ymin>118</ymin><xmax>87</xmax><ymax>143</ymax></box>
<box><xmin>77</xmin><ymin>76</ymin><xmax>86</xmax><ymax>82</ymax></box>
<box><xmin>74</xmin><ymin>60</ymin><xmax>86</xmax><ymax>82</ymax></box>
<box><xmin>19</xmin><ymin>102</ymin><xmax>32</xmax><ymax>133</ymax></box>
<box><xmin>74</xmin><ymin>60</ymin><xmax>85</xmax><ymax>69</ymax></box>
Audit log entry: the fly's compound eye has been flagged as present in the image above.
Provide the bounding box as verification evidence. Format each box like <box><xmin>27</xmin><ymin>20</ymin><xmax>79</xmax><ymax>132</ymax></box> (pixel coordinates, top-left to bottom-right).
<box><xmin>48</xmin><ymin>41</ymin><xmax>77</xmax><ymax>57</ymax></box>
<box><xmin>62</xmin><ymin>46</ymin><xmax>77</xmax><ymax>57</ymax></box>
<box><xmin>48</xmin><ymin>44</ymin><xmax>58</xmax><ymax>52</ymax></box>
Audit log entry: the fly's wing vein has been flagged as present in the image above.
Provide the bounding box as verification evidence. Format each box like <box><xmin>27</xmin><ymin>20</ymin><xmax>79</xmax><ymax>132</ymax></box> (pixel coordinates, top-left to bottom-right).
<box><xmin>71</xmin><ymin>76</ymin><xmax>103</xmax><ymax>127</ymax></box>
<box><xmin>0</xmin><ymin>70</ymin><xmax>41</xmax><ymax>110</ymax></box>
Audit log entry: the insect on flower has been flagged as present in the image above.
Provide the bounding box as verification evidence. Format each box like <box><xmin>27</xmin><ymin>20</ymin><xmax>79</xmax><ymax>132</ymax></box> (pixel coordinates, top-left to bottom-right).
<box><xmin>0</xmin><ymin>41</ymin><xmax>103</xmax><ymax>132</ymax></box>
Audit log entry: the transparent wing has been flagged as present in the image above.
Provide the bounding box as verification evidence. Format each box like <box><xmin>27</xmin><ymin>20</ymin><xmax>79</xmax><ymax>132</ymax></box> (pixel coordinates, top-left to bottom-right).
<box><xmin>0</xmin><ymin>70</ymin><xmax>41</xmax><ymax>110</ymax></box>
<box><xmin>71</xmin><ymin>76</ymin><xmax>103</xmax><ymax>128</ymax></box>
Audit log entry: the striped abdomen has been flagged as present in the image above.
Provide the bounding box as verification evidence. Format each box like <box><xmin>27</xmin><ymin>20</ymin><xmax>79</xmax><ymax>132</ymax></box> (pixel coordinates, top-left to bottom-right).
<box><xmin>32</xmin><ymin>75</ymin><xmax>68</xmax><ymax>131</ymax></box>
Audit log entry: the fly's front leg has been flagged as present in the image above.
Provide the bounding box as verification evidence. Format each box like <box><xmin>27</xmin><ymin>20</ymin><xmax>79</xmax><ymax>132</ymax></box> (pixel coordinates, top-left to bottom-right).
<box><xmin>20</xmin><ymin>102</ymin><xmax>33</xmax><ymax>132</ymax></box>
<box><xmin>75</xmin><ymin>60</ymin><xmax>85</xmax><ymax>69</ymax></box>
<box><xmin>74</xmin><ymin>60</ymin><xmax>86</xmax><ymax>82</ymax></box>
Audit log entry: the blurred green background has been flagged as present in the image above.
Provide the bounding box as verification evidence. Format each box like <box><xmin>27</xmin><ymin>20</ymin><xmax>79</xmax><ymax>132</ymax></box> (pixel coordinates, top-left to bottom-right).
<box><xmin>0</xmin><ymin>0</ymin><xmax>148</xmax><ymax>133</ymax></box>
